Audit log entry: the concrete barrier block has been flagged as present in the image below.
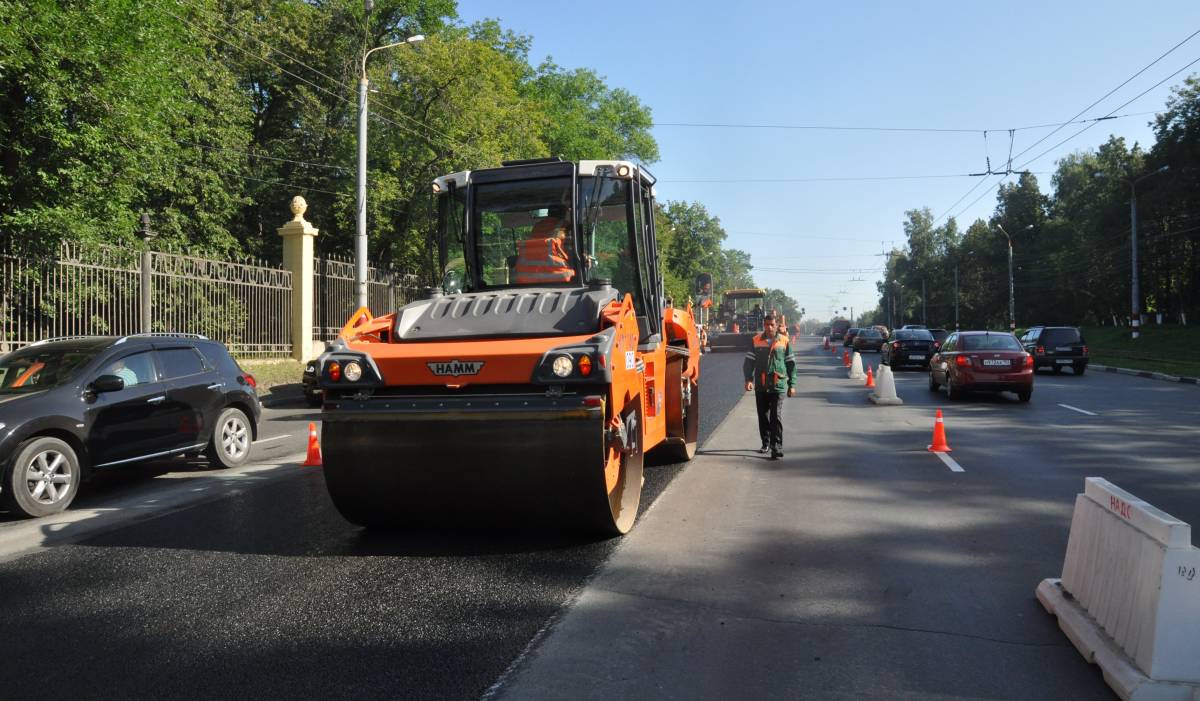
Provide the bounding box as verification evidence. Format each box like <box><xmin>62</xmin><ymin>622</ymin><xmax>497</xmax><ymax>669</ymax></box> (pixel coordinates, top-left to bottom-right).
<box><xmin>1042</xmin><ymin>477</ymin><xmax>1200</xmax><ymax>696</ymax></box>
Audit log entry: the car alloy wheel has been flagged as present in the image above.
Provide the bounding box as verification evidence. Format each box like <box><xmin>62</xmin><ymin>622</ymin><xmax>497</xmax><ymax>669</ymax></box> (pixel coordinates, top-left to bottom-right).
<box><xmin>221</xmin><ymin>415</ymin><xmax>249</xmax><ymax>461</ymax></box>
<box><xmin>1</xmin><ymin>436</ymin><xmax>81</xmax><ymax>518</ymax></box>
<box><xmin>207</xmin><ymin>407</ymin><xmax>252</xmax><ymax>469</ymax></box>
<box><xmin>24</xmin><ymin>448</ymin><xmax>74</xmax><ymax>506</ymax></box>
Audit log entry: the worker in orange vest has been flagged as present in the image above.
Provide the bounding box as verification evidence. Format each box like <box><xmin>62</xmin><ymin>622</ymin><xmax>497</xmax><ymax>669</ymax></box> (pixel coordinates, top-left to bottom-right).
<box><xmin>514</xmin><ymin>217</ymin><xmax>576</xmax><ymax>284</ymax></box>
<box><xmin>743</xmin><ymin>311</ymin><xmax>797</xmax><ymax>459</ymax></box>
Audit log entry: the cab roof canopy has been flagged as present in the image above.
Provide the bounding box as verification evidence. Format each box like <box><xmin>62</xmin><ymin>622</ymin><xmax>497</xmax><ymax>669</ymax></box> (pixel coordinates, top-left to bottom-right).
<box><xmin>432</xmin><ymin>159</ymin><xmax>656</xmax><ymax>195</ymax></box>
<box><xmin>723</xmin><ymin>289</ymin><xmax>766</xmax><ymax>299</ymax></box>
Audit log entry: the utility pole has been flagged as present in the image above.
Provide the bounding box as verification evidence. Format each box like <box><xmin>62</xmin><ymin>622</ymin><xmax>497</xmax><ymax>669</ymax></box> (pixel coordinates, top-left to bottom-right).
<box><xmin>140</xmin><ymin>213</ymin><xmax>153</xmax><ymax>333</ymax></box>
<box><xmin>953</xmin><ymin>265</ymin><xmax>959</xmax><ymax>330</ymax></box>
<box><xmin>921</xmin><ymin>277</ymin><xmax>927</xmax><ymax>326</ymax></box>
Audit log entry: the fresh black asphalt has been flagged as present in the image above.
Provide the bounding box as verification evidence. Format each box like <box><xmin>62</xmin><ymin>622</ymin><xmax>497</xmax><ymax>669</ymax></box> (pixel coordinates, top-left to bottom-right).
<box><xmin>0</xmin><ymin>352</ymin><xmax>748</xmax><ymax>701</ymax></box>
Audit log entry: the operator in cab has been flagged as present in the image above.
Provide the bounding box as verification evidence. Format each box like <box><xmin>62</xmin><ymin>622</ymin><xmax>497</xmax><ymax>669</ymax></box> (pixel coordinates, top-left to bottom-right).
<box><xmin>514</xmin><ymin>213</ymin><xmax>576</xmax><ymax>284</ymax></box>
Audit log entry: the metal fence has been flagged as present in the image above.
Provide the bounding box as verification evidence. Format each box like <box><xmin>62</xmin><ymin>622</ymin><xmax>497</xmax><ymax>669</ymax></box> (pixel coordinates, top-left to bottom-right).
<box><xmin>313</xmin><ymin>252</ymin><xmax>419</xmax><ymax>342</ymax></box>
<box><xmin>1</xmin><ymin>241</ymin><xmax>292</xmax><ymax>357</ymax></box>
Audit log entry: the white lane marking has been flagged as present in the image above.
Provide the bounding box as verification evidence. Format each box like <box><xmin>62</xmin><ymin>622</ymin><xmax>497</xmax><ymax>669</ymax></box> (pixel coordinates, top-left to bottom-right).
<box><xmin>253</xmin><ymin>434</ymin><xmax>292</xmax><ymax>445</ymax></box>
<box><xmin>1057</xmin><ymin>403</ymin><xmax>1097</xmax><ymax>416</ymax></box>
<box><xmin>934</xmin><ymin>451</ymin><xmax>964</xmax><ymax>473</ymax></box>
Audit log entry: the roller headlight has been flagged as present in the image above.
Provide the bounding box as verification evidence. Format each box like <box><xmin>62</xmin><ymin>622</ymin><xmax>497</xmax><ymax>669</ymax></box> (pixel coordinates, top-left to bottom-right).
<box><xmin>552</xmin><ymin>355</ymin><xmax>574</xmax><ymax>378</ymax></box>
<box><xmin>343</xmin><ymin>360</ymin><xmax>363</xmax><ymax>382</ymax></box>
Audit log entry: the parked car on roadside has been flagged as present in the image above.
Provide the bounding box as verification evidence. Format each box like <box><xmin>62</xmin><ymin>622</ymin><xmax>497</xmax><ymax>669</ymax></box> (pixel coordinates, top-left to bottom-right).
<box><xmin>1019</xmin><ymin>326</ymin><xmax>1089</xmax><ymax>375</ymax></box>
<box><xmin>0</xmin><ymin>334</ymin><xmax>261</xmax><ymax>518</ymax></box>
<box><xmin>881</xmin><ymin>328</ymin><xmax>937</xmax><ymax>369</ymax></box>
<box><xmin>929</xmin><ymin>331</ymin><xmax>1033</xmax><ymax>402</ymax></box>
<box><xmin>842</xmin><ymin>327</ymin><xmax>862</xmax><ymax>347</ymax></box>
<box><xmin>853</xmin><ymin>327</ymin><xmax>885</xmax><ymax>353</ymax></box>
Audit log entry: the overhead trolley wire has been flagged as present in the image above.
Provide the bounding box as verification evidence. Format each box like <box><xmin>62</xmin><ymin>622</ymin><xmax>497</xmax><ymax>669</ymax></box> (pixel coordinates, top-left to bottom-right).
<box><xmin>931</xmin><ymin>27</ymin><xmax>1200</xmax><ymax>226</ymax></box>
<box><xmin>651</xmin><ymin>111</ymin><xmax>1159</xmax><ymax>134</ymax></box>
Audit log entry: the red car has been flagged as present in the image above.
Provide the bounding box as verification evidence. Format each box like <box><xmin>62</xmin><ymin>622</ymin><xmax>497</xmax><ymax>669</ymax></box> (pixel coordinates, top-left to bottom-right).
<box><xmin>928</xmin><ymin>331</ymin><xmax>1033</xmax><ymax>402</ymax></box>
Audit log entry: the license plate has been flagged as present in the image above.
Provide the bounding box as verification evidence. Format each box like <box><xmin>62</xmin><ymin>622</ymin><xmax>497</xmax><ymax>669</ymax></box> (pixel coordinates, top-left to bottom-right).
<box><xmin>1056</xmin><ymin>347</ymin><xmax>1072</xmax><ymax>352</ymax></box>
<box><xmin>1056</xmin><ymin>359</ymin><xmax>1072</xmax><ymax>364</ymax></box>
<box><xmin>983</xmin><ymin>359</ymin><xmax>1010</xmax><ymax>366</ymax></box>
<box><xmin>909</xmin><ymin>354</ymin><xmax>924</xmax><ymax>360</ymax></box>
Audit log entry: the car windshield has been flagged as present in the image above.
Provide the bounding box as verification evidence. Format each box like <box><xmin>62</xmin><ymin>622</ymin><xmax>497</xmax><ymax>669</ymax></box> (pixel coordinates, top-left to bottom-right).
<box><xmin>860</xmin><ymin>329</ymin><xmax>881</xmax><ymax>338</ymax></box>
<box><xmin>962</xmin><ymin>334</ymin><xmax>1022</xmax><ymax>351</ymax></box>
<box><xmin>896</xmin><ymin>330</ymin><xmax>933</xmax><ymax>341</ymax></box>
<box><xmin>472</xmin><ymin>176</ymin><xmax>579</xmax><ymax>288</ymax></box>
<box><xmin>0</xmin><ymin>347</ymin><xmax>99</xmax><ymax>393</ymax></box>
<box><xmin>1042</xmin><ymin>328</ymin><xmax>1082</xmax><ymax>345</ymax></box>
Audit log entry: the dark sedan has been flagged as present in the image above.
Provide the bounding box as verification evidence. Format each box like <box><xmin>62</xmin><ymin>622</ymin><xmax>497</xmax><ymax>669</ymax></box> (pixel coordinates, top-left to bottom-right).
<box><xmin>852</xmin><ymin>328</ymin><xmax>885</xmax><ymax>353</ymax></box>
<box><xmin>0</xmin><ymin>335</ymin><xmax>260</xmax><ymax>518</ymax></box>
<box><xmin>928</xmin><ymin>331</ymin><xmax>1033</xmax><ymax>402</ymax></box>
<box><xmin>881</xmin><ymin>328</ymin><xmax>937</xmax><ymax>369</ymax></box>
<box><xmin>842</xmin><ymin>327</ymin><xmax>862</xmax><ymax>347</ymax></box>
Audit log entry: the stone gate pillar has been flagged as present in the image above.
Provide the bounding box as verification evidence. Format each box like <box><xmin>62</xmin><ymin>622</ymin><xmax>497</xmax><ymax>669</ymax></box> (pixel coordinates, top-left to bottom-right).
<box><xmin>277</xmin><ymin>196</ymin><xmax>319</xmax><ymax>362</ymax></box>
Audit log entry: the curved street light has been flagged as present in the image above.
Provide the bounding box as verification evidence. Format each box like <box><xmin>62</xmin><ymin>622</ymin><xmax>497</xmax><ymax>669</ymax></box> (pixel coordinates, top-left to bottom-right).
<box><xmin>994</xmin><ymin>223</ymin><xmax>1033</xmax><ymax>332</ymax></box>
<box><xmin>356</xmin><ymin>33</ymin><xmax>424</xmax><ymax>310</ymax></box>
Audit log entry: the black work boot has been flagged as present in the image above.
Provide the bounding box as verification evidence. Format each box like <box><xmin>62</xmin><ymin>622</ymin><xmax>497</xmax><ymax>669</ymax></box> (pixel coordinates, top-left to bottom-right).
<box><xmin>771</xmin><ymin>445</ymin><xmax>783</xmax><ymax>459</ymax></box>
<box><xmin>758</xmin><ymin>442</ymin><xmax>769</xmax><ymax>454</ymax></box>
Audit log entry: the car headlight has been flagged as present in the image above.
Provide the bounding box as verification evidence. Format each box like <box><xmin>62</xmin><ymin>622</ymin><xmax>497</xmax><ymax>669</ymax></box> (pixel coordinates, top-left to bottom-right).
<box><xmin>343</xmin><ymin>360</ymin><xmax>363</xmax><ymax>382</ymax></box>
<box><xmin>551</xmin><ymin>355</ymin><xmax>574</xmax><ymax>378</ymax></box>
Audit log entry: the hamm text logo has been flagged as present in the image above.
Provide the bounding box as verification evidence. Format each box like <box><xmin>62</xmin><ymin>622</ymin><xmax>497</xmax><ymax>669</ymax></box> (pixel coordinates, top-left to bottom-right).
<box><xmin>427</xmin><ymin>360</ymin><xmax>485</xmax><ymax>377</ymax></box>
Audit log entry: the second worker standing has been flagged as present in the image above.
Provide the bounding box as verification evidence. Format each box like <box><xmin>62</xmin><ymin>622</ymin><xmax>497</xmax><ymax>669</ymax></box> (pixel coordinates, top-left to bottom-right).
<box><xmin>743</xmin><ymin>311</ymin><xmax>797</xmax><ymax>459</ymax></box>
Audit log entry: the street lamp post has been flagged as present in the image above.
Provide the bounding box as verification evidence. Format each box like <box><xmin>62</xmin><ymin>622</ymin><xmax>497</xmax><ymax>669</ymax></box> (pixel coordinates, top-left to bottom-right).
<box><xmin>356</xmin><ymin>32</ymin><xmax>424</xmax><ymax>310</ymax></box>
<box><xmin>994</xmin><ymin>224</ymin><xmax>1032</xmax><ymax>332</ymax></box>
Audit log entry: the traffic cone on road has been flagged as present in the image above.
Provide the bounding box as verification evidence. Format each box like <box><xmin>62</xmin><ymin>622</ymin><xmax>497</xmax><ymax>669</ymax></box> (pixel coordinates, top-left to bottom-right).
<box><xmin>869</xmin><ymin>364</ymin><xmax>903</xmax><ymax>405</ymax></box>
<box><xmin>823</xmin><ymin>336</ymin><xmax>830</xmax><ymax>350</ymax></box>
<box><xmin>848</xmin><ymin>351</ymin><xmax>865</xmax><ymax>380</ymax></box>
<box><xmin>865</xmin><ymin>365</ymin><xmax>875</xmax><ymax>388</ymax></box>
<box><xmin>842</xmin><ymin>349</ymin><xmax>851</xmax><ymax>367</ymax></box>
<box><xmin>927</xmin><ymin>409</ymin><xmax>952</xmax><ymax>453</ymax></box>
<box><xmin>303</xmin><ymin>422</ymin><xmax>323</xmax><ymax>466</ymax></box>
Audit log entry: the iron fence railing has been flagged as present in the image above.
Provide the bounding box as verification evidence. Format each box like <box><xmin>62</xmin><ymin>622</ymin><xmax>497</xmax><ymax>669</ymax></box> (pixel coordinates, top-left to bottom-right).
<box><xmin>313</xmin><ymin>253</ymin><xmax>419</xmax><ymax>342</ymax></box>
<box><xmin>1</xmin><ymin>241</ymin><xmax>292</xmax><ymax>357</ymax></box>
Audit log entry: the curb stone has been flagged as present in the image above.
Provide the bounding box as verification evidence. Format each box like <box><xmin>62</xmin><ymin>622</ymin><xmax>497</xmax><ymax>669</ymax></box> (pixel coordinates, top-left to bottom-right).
<box><xmin>1091</xmin><ymin>363</ymin><xmax>1199</xmax><ymax>385</ymax></box>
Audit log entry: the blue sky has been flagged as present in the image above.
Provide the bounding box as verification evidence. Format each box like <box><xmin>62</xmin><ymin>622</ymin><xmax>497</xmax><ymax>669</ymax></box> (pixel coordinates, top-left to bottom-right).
<box><xmin>454</xmin><ymin>1</ymin><xmax>1200</xmax><ymax>322</ymax></box>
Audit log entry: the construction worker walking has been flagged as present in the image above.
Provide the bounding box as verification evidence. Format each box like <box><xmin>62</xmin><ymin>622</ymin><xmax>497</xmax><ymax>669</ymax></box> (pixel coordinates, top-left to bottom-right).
<box><xmin>743</xmin><ymin>311</ymin><xmax>797</xmax><ymax>459</ymax></box>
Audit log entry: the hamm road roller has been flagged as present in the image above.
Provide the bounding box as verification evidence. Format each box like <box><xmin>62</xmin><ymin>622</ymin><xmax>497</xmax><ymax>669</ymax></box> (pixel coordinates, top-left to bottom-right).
<box><xmin>315</xmin><ymin>158</ymin><xmax>701</xmax><ymax>535</ymax></box>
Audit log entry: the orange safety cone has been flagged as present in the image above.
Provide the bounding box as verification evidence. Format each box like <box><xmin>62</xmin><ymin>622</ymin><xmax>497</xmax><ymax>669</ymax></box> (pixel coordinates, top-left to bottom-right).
<box><xmin>864</xmin><ymin>365</ymin><xmax>875</xmax><ymax>388</ymax></box>
<box><xmin>303</xmin><ymin>421</ymin><xmax>323</xmax><ymax>466</ymax></box>
<box><xmin>927</xmin><ymin>409</ymin><xmax>952</xmax><ymax>453</ymax></box>
<box><xmin>823</xmin><ymin>336</ymin><xmax>830</xmax><ymax>350</ymax></box>
<box><xmin>842</xmin><ymin>349</ymin><xmax>851</xmax><ymax>367</ymax></box>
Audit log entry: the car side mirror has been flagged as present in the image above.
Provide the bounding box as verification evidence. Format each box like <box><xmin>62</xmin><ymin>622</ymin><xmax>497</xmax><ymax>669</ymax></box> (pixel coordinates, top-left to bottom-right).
<box><xmin>90</xmin><ymin>374</ymin><xmax>125</xmax><ymax>393</ymax></box>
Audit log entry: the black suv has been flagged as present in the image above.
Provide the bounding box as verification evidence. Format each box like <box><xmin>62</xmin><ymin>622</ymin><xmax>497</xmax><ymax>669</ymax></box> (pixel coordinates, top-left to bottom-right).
<box><xmin>0</xmin><ymin>334</ymin><xmax>261</xmax><ymax>518</ymax></box>
<box><xmin>1020</xmin><ymin>326</ymin><xmax>1089</xmax><ymax>374</ymax></box>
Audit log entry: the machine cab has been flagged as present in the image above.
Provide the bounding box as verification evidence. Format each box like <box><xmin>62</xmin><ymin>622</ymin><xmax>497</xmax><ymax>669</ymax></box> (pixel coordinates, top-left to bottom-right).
<box><xmin>433</xmin><ymin>158</ymin><xmax>665</xmax><ymax>342</ymax></box>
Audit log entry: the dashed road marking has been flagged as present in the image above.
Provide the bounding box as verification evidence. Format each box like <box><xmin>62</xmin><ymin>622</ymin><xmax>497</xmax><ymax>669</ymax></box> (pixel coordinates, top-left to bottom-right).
<box><xmin>253</xmin><ymin>434</ymin><xmax>291</xmax><ymax>445</ymax></box>
<box><xmin>1057</xmin><ymin>403</ymin><xmax>1097</xmax><ymax>416</ymax></box>
<box><xmin>934</xmin><ymin>451</ymin><xmax>964</xmax><ymax>473</ymax></box>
